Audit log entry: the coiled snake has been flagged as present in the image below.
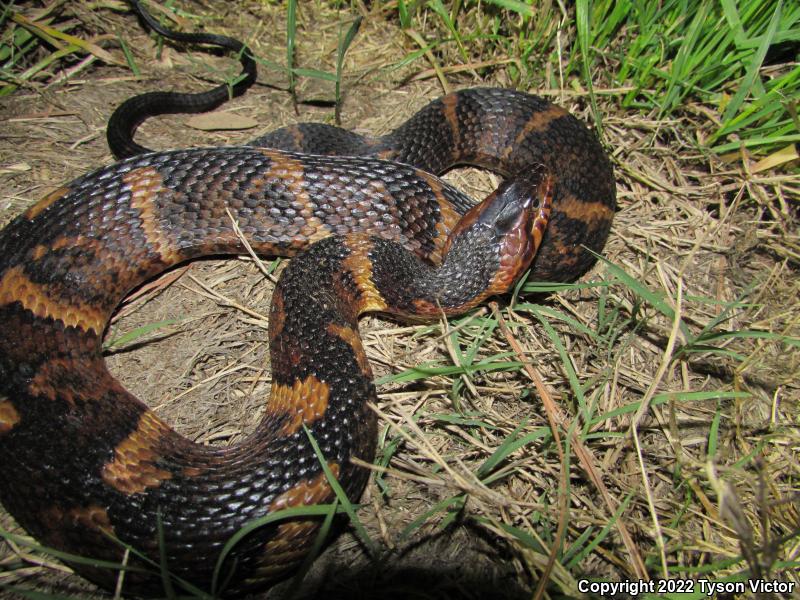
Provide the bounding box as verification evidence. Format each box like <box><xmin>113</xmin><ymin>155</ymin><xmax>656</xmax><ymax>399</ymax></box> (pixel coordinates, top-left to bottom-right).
<box><xmin>0</xmin><ymin>3</ymin><xmax>615</xmax><ymax>597</ymax></box>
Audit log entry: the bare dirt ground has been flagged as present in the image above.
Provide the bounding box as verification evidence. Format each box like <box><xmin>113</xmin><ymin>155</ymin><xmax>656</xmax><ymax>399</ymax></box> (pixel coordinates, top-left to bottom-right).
<box><xmin>0</xmin><ymin>2</ymin><xmax>798</xmax><ymax>599</ymax></box>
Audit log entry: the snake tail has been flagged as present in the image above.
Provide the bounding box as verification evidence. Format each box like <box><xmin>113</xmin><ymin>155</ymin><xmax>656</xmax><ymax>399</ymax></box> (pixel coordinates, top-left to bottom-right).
<box><xmin>107</xmin><ymin>0</ymin><xmax>258</xmax><ymax>159</ymax></box>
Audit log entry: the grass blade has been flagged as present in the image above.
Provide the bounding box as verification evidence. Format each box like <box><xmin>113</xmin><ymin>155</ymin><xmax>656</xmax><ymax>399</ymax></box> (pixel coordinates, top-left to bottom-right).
<box><xmin>211</xmin><ymin>504</ymin><xmax>346</xmax><ymax>595</ymax></box>
<box><xmin>722</xmin><ymin>0</ymin><xmax>783</xmax><ymax>123</ymax></box>
<box><xmin>304</xmin><ymin>424</ymin><xmax>377</xmax><ymax>556</ymax></box>
<box><xmin>286</xmin><ymin>0</ymin><xmax>297</xmax><ymax>108</ymax></box>
<box><xmin>334</xmin><ymin>16</ymin><xmax>362</xmax><ymax>124</ymax></box>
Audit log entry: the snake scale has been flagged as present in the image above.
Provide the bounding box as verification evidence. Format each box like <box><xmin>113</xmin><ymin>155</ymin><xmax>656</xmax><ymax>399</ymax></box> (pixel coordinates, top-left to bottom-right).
<box><xmin>0</xmin><ymin>3</ymin><xmax>615</xmax><ymax>597</ymax></box>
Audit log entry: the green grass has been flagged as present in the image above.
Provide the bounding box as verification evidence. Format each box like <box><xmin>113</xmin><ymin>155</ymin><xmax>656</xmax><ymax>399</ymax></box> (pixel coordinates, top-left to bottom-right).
<box><xmin>0</xmin><ymin>2</ymin><xmax>129</xmax><ymax>97</ymax></box>
<box><xmin>385</xmin><ymin>0</ymin><xmax>799</xmax><ymax>158</ymax></box>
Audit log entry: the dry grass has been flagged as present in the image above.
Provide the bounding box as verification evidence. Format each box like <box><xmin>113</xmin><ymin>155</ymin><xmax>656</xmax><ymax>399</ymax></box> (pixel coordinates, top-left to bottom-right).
<box><xmin>0</xmin><ymin>1</ymin><xmax>798</xmax><ymax>598</ymax></box>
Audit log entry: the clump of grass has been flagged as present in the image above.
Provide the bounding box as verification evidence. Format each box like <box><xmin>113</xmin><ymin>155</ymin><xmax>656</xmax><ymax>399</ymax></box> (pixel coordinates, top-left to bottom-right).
<box><xmin>0</xmin><ymin>3</ymin><xmax>123</xmax><ymax>97</ymax></box>
<box><xmin>281</xmin><ymin>0</ymin><xmax>363</xmax><ymax>123</ymax></box>
<box><xmin>387</xmin><ymin>0</ymin><xmax>799</xmax><ymax>160</ymax></box>
<box><xmin>578</xmin><ymin>0</ymin><xmax>799</xmax><ymax>157</ymax></box>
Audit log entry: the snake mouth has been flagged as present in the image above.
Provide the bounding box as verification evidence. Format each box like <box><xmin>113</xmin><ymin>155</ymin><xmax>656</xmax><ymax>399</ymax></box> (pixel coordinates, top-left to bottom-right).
<box><xmin>440</xmin><ymin>174</ymin><xmax>544</xmax><ymax>254</ymax></box>
<box><xmin>484</xmin><ymin>174</ymin><xmax>555</xmax><ymax>293</ymax></box>
<box><xmin>528</xmin><ymin>174</ymin><xmax>554</xmax><ymax>250</ymax></box>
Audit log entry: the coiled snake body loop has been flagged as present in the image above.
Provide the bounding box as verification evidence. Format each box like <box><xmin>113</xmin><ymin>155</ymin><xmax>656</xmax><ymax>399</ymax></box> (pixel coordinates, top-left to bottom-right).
<box><xmin>0</xmin><ymin>87</ymin><xmax>614</xmax><ymax>596</ymax></box>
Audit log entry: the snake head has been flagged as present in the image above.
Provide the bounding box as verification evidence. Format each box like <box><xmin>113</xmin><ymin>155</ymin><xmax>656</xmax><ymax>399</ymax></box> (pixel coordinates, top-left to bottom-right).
<box><xmin>443</xmin><ymin>174</ymin><xmax>554</xmax><ymax>294</ymax></box>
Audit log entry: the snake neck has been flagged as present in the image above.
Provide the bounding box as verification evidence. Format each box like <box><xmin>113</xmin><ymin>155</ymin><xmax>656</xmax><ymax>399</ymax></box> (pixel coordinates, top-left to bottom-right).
<box><xmin>269</xmin><ymin>176</ymin><xmax>552</xmax><ymax>337</ymax></box>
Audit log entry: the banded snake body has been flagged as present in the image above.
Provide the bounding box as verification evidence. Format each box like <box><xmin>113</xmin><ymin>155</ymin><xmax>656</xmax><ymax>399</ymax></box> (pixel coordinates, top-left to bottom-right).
<box><xmin>0</xmin><ymin>2</ymin><xmax>615</xmax><ymax>596</ymax></box>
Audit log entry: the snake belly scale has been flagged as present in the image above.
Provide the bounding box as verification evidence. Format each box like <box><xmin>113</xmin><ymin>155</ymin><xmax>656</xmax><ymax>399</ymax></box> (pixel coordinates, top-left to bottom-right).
<box><xmin>0</xmin><ymin>88</ymin><xmax>614</xmax><ymax>595</ymax></box>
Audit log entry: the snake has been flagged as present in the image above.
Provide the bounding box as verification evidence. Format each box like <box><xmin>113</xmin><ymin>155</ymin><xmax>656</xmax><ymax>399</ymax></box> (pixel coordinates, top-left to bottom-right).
<box><xmin>0</xmin><ymin>2</ymin><xmax>615</xmax><ymax>597</ymax></box>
